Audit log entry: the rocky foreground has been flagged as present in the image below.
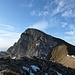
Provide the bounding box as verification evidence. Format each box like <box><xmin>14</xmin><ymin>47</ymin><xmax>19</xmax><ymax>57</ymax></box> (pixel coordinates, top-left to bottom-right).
<box><xmin>0</xmin><ymin>56</ymin><xmax>75</xmax><ymax>75</ymax></box>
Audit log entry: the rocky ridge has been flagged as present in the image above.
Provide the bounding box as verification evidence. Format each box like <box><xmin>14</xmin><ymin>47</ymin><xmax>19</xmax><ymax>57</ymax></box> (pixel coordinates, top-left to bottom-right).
<box><xmin>0</xmin><ymin>56</ymin><xmax>75</xmax><ymax>75</ymax></box>
<box><xmin>7</xmin><ymin>28</ymin><xmax>75</xmax><ymax>68</ymax></box>
<box><xmin>7</xmin><ymin>28</ymin><xmax>75</xmax><ymax>59</ymax></box>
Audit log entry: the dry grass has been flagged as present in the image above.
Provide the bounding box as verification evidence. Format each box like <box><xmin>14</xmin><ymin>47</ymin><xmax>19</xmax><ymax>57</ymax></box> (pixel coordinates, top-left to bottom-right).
<box><xmin>59</xmin><ymin>56</ymin><xmax>75</xmax><ymax>68</ymax></box>
<box><xmin>0</xmin><ymin>70</ymin><xmax>20</xmax><ymax>75</ymax></box>
<box><xmin>50</xmin><ymin>44</ymin><xmax>75</xmax><ymax>69</ymax></box>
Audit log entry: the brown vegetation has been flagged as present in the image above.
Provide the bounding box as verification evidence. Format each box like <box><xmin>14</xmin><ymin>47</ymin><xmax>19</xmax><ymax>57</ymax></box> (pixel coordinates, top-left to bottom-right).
<box><xmin>0</xmin><ymin>70</ymin><xmax>20</xmax><ymax>75</ymax></box>
<box><xmin>50</xmin><ymin>44</ymin><xmax>75</xmax><ymax>68</ymax></box>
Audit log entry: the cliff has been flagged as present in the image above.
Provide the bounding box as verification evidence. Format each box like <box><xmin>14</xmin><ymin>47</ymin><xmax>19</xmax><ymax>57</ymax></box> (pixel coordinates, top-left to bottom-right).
<box><xmin>7</xmin><ymin>28</ymin><xmax>75</xmax><ymax>68</ymax></box>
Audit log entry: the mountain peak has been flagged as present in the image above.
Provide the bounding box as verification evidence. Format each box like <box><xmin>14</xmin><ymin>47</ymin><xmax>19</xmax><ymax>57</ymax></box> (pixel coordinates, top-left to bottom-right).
<box><xmin>23</xmin><ymin>28</ymin><xmax>49</xmax><ymax>37</ymax></box>
<box><xmin>7</xmin><ymin>28</ymin><xmax>75</xmax><ymax>68</ymax></box>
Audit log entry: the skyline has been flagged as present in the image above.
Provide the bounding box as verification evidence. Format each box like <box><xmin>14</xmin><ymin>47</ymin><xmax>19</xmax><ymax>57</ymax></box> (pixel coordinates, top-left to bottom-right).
<box><xmin>0</xmin><ymin>0</ymin><xmax>75</xmax><ymax>51</ymax></box>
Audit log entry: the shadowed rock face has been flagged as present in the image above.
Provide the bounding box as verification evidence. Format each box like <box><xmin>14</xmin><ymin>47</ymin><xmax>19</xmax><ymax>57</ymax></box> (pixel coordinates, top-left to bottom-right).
<box><xmin>7</xmin><ymin>28</ymin><xmax>75</xmax><ymax>60</ymax></box>
<box><xmin>7</xmin><ymin>28</ymin><xmax>75</xmax><ymax>69</ymax></box>
<box><xmin>0</xmin><ymin>56</ymin><xmax>75</xmax><ymax>75</ymax></box>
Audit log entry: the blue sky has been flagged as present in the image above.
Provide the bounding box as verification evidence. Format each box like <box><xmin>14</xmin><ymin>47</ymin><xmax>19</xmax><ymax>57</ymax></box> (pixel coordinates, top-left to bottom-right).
<box><xmin>0</xmin><ymin>0</ymin><xmax>75</xmax><ymax>51</ymax></box>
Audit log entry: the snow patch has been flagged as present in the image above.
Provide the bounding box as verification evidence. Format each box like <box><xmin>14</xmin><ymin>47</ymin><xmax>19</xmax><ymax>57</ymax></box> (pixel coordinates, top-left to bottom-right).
<box><xmin>67</xmin><ymin>55</ymin><xmax>75</xmax><ymax>58</ymax></box>
<box><xmin>71</xmin><ymin>55</ymin><xmax>75</xmax><ymax>58</ymax></box>
<box><xmin>31</xmin><ymin>65</ymin><xmax>40</xmax><ymax>71</ymax></box>
<box><xmin>50</xmin><ymin>46</ymin><xmax>53</xmax><ymax>48</ymax></box>
<box><xmin>30</xmin><ymin>72</ymin><xmax>34</xmax><ymax>75</ymax></box>
<box><xmin>67</xmin><ymin>55</ymin><xmax>69</xmax><ymax>57</ymax></box>
<box><xmin>51</xmin><ymin>68</ymin><xmax>62</xmax><ymax>75</ymax></box>
<box><xmin>45</xmin><ymin>73</ymin><xmax>48</xmax><ymax>75</ymax></box>
<box><xmin>40</xmin><ymin>49</ymin><xmax>48</xmax><ymax>56</ymax></box>
<box><xmin>41</xmin><ymin>52</ymin><xmax>47</xmax><ymax>56</ymax></box>
<box><xmin>12</xmin><ymin>57</ymin><xmax>16</xmax><ymax>59</ymax></box>
<box><xmin>30</xmin><ymin>70</ymin><xmax>34</xmax><ymax>75</ymax></box>
<box><xmin>22</xmin><ymin>66</ymin><xmax>35</xmax><ymax>75</ymax></box>
<box><xmin>36</xmin><ymin>43</ymin><xmax>40</xmax><ymax>46</ymax></box>
<box><xmin>56</xmin><ymin>71</ymin><xmax>62</xmax><ymax>75</ymax></box>
<box><xmin>22</xmin><ymin>66</ymin><xmax>29</xmax><ymax>71</ymax></box>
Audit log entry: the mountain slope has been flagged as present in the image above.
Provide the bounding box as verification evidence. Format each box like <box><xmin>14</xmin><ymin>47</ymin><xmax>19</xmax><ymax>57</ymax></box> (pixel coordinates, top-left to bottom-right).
<box><xmin>7</xmin><ymin>28</ymin><xmax>75</xmax><ymax>68</ymax></box>
<box><xmin>50</xmin><ymin>45</ymin><xmax>75</xmax><ymax>68</ymax></box>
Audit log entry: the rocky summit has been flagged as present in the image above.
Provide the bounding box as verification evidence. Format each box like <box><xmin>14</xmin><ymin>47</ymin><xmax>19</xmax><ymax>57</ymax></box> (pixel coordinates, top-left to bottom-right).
<box><xmin>7</xmin><ymin>28</ymin><xmax>75</xmax><ymax>68</ymax></box>
<box><xmin>7</xmin><ymin>28</ymin><xmax>75</xmax><ymax>58</ymax></box>
<box><xmin>0</xmin><ymin>28</ymin><xmax>75</xmax><ymax>75</ymax></box>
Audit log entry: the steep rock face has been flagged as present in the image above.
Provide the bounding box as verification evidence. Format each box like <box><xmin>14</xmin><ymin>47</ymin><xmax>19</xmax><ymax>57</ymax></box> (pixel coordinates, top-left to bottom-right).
<box><xmin>7</xmin><ymin>28</ymin><xmax>75</xmax><ymax>60</ymax></box>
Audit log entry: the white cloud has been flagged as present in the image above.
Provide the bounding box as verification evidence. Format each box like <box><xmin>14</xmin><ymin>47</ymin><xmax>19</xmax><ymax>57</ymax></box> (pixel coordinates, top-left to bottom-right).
<box><xmin>0</xmin><ymin>24</ymin><xmax>21</xmax><ymax>51</ymax></box>
<box><xmin>20</xmin><ymin>0</ymin><xmax>33</xmax><ymax>8</ymax></box>
<box><xmin>61</xmin><ymin>23</ymin><xmax>67</xmax><ymax>28</ymax></box>
<box><xmin>64</xmin><ymin>24</ymin><xmax>75</xmax><ymax>45</ymax></box>
<box><xmin>69</xmin><ymin>25</ymin><xmax>75</xmax><ymax>30</ymax></box>
<box><xmin>0</xmin><ymin>31</ymin><xmax>20</xmax><ymax>51</ymax></box>
<box><xmin>52</xmin><ymin>0</ymin><xmax>75</xmax><ymax>18</ymax></box>
<box><xmin>62</xmin><ymin>10</ymin><xmax>75</xmax><ymax>17</ymax></box>
<box><xmin>0</xmin><ymin>24</ymin><xmax>15</xmax><ymax>30</ymax></box>
<box><xmin>0</xmin><ymin>30</ymin><xmax>20</xmax><ymax>38</ymax></box>
<box><xmin>52</xmin><ymin>1</ymin><xmax>65</xmax><ymax>16</ymax></box>
<box><xmin>64</xmin><ymin>35</ymin><xmax>75</xmax><ymax>45</ymax></box>
<box><xmin>28</xmin><ymin>21</ymin><xmax>48</xmax><ymax>31</ymax></box>
<box><xmin>0</xmin><ymin>36</ymin><xmax>19</xmax><ymax>51</ymax></box>
<box><xmin>31</xmin><ymin>10</ymin><xmax>37</xmax><ymax>16</ymax></box>
<box><xmin>65</xmin><ymin>25</ymin><xmax>75</xmax><ymax>35</ymax></box>
<box><xmin>31</xmin><ymin>10</ymin><xmax>49</xmax><ymax>16</ymax></box>
<box><xmin>65</xmin><ymin>31</ymin><xmax>75</xmax><ymax>35</ymax></box>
